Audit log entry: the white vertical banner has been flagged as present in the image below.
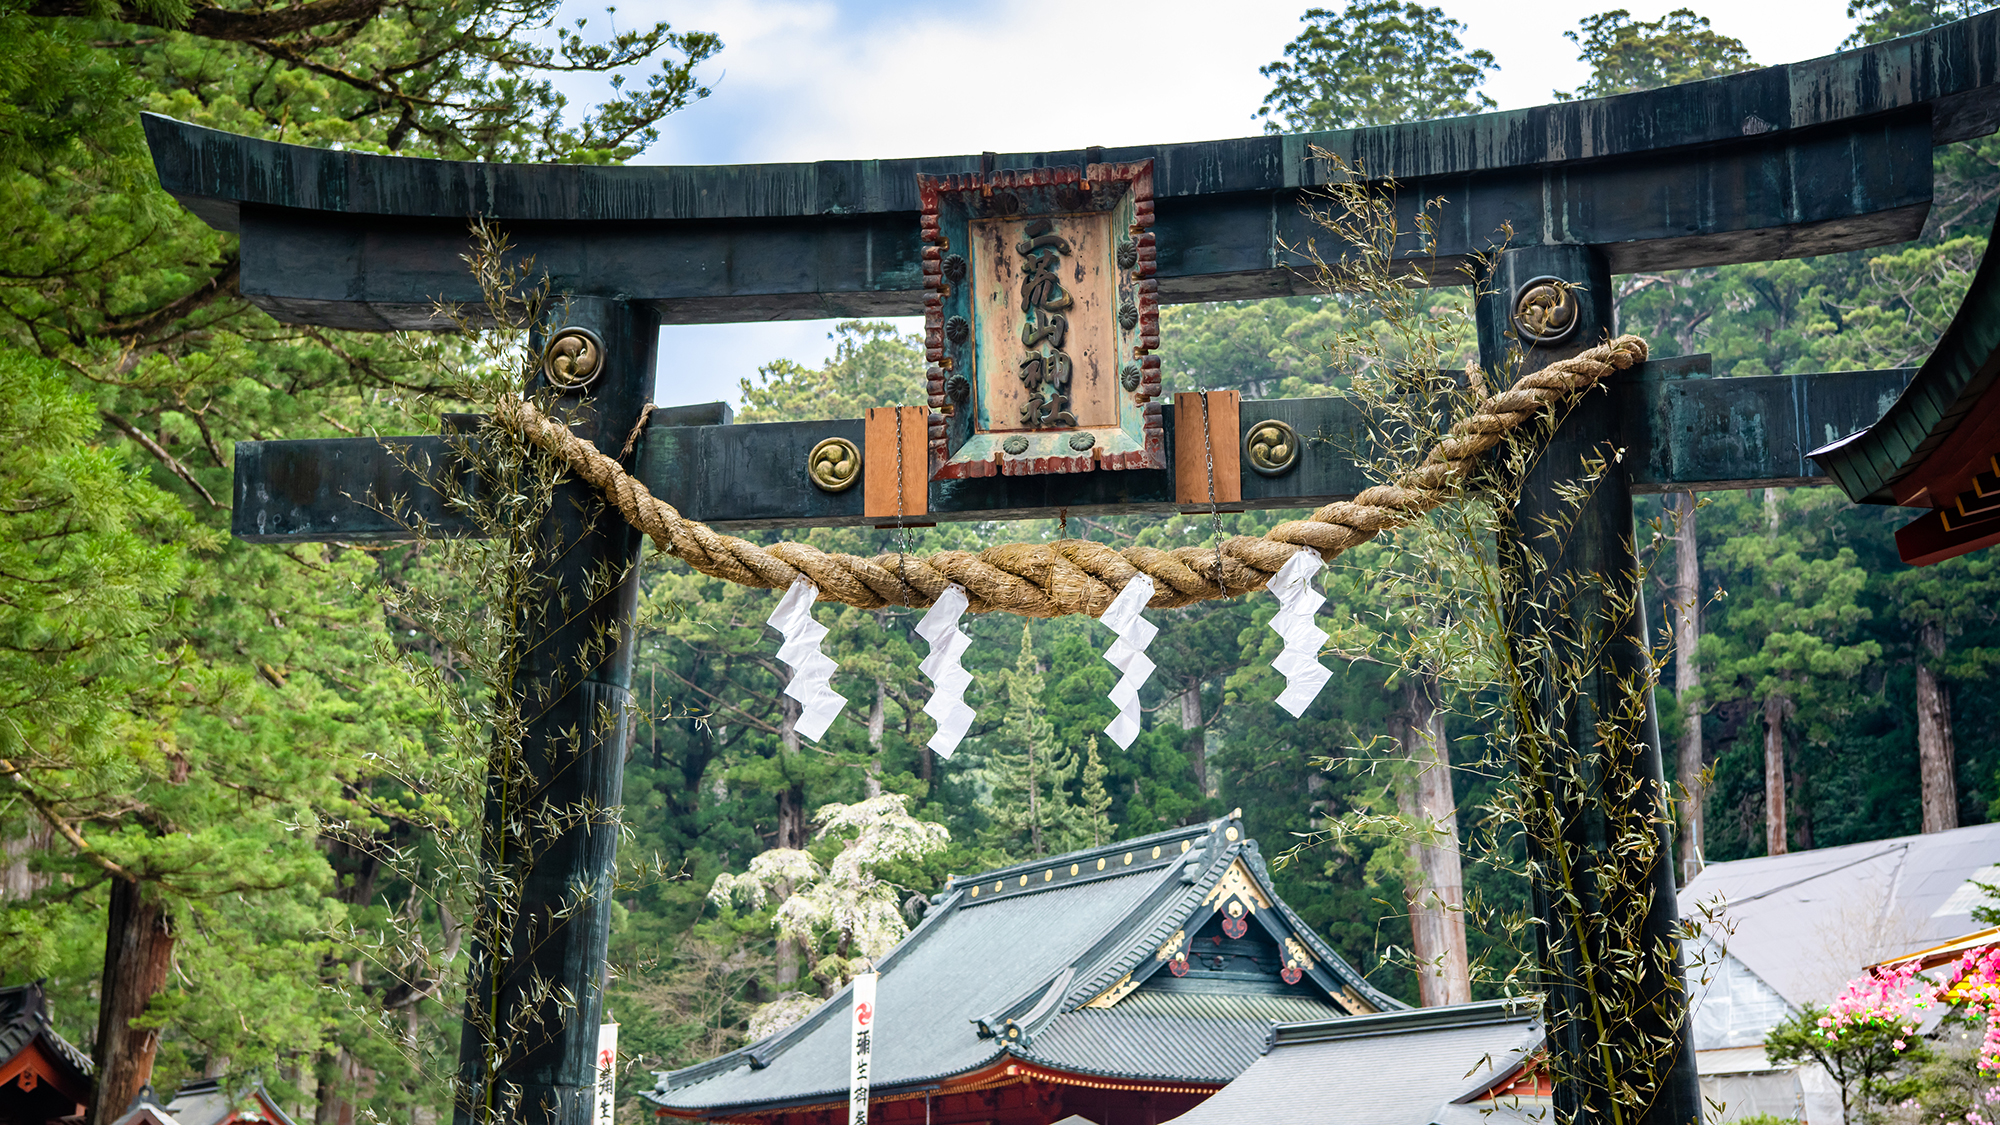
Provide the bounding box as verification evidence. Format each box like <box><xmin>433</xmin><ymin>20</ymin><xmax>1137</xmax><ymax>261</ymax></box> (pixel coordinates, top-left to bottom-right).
<box><xmin>848</xmin><ymin>972</ymin><xmax>878</xmax><ymax>1125</ymax></box>
<box><xmin>592</xmin><ymin>1022</ymin><xmax>618</xmax><ymax>1125</ymax></box>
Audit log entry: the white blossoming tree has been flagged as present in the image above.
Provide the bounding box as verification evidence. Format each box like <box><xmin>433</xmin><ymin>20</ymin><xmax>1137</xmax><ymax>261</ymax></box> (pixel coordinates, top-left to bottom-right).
<box><xmin>710</xmin><ymin>793</ymin><xmax>949</xmax><ymax>1035</ymax></box>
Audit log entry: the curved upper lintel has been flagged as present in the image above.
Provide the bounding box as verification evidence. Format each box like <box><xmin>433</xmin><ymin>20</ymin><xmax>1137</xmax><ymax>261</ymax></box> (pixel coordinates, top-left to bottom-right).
<box><xmin>140</xmin><ymin>12</ymin><xmax>2000</xmax><ymax>328</ymax></box>
<box><xmin>1809</xmin><ymin>202</ymin><xmax>2000</xmax><ymax>566</ymax></box>
<box><xmin>147</xmin><ymin>11</ymin><xmax>2000</xmax><ymax>229</ymax></box>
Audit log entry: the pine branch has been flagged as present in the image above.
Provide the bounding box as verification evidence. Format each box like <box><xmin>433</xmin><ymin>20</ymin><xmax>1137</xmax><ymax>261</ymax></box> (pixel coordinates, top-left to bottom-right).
<box><xmin>101</xmin><ymin>409</ymin><xmax>224</xmax><ymax>509</ymax></box>
<box><xmin>0</xmin><ymin>757</ymin><xmax>140</xmax><ymax>883</ymax></box>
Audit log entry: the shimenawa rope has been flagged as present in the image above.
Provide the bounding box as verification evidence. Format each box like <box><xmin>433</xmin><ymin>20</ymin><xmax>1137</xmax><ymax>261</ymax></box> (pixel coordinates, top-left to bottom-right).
<box><xmin>493</xmin><ymin>335</ymin><xmax>1648</xmax><ymax>619</ymax></box>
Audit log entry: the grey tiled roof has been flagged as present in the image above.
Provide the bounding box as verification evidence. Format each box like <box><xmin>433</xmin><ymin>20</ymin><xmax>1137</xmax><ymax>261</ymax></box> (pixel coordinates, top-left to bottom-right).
<box><xmin>164</xmin><ymin>1079</ymin><xmax>299</xmax><ymax>1125</ymax></box>
<box><xmin>1163</xmin><ymin>1000</ymin><xmax>1545</xmax><ymax>1125</ymax></box>
<box><xmin>1021</xmin><ymin>989</ymin><xmax>1341</xmax><ymax>1084</ymax></box>
<box><xmin>0</xmin><ymin>980</ymin><xmax>93</xmax><ymax>1079</ymax></box>
<box><xmin>1680</xmin><ymin>820</ymin><xmax>2000</xmax><ymax>1009</ymax></box>
<box><xmin>648</xmin><ymin>815</ymin><xmax>1402</xmax><ymax>1116</ymax></box>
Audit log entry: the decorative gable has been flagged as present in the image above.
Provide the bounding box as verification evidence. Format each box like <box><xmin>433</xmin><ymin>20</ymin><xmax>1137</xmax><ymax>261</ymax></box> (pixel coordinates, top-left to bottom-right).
<box><xmin>1078</xmin><ymin>854</ymin><xmax>1378</xmax><ymax>1017</ymax></box>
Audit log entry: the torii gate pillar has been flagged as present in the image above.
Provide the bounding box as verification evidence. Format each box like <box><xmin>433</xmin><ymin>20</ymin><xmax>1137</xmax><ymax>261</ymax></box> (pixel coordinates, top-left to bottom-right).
<box><xmin>1480</xmin><ymin>246</ymin><xmax>1700</xmax><ymax>1125</ymax></box>
<box><xmin>455</xmin><ymin>296</ymin><xmax>656</xmax><ymax>1125</ymax></box>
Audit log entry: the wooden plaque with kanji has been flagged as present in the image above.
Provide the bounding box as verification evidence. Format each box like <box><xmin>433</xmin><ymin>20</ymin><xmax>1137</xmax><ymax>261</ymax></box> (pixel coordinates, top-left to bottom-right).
<box><xmin>920</xmin><ymin>161</ymin><xmax>1163</xmax><ymax>478</ymax></box>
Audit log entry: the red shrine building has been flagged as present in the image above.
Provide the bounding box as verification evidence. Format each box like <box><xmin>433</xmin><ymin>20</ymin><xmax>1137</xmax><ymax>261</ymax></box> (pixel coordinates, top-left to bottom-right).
<box><xmin>645</xmin><ymin>815</ymin><xmax>1397</xmax><ymax>1125</ymax></box>
<box><xmin>0</xmin><ymin>982</ymin><xmax>92</xmax><ymax>1125</ymax></box>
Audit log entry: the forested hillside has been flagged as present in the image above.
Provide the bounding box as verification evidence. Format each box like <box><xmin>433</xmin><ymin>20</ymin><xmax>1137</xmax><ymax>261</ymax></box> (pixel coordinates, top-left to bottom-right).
<box><xmin>1</xmin><ymin>1</ymin><xmax>1995</xmax><ymax>1123</ymax></box>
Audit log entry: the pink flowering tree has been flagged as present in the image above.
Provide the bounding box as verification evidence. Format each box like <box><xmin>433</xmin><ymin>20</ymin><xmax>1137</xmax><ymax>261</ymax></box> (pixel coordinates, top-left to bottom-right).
<box><xmin>1769</xmin><ymin>947</ymin><xmax>2000</xmax><ymax>1125</ymax></box>
<box><xmin>1767</xmin><ymin>960</ymin><xmax>1929</xmax><ymax>1123</ymax></box>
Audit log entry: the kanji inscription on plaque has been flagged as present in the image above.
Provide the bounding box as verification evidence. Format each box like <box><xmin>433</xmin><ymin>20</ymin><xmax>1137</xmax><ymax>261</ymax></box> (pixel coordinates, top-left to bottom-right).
<box><xmin>920</xmin><ymin>161</ymin><xmax>1163</xmax><ymax>478</ymax></box>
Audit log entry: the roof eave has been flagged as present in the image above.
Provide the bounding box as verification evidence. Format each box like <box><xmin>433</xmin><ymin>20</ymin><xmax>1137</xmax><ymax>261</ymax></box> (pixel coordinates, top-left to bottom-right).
<box><xmin>661</xmin><ymin>885</ymin><xmax>972</xmax><ymax>1090</ymax></box>
<box><xmin>1811</xmin><ymin>206</ymin><xmax>2000</xmax><ymax>507</ymax></box>
<box><xmin>646</xmin><ymin>1050</ymin><xmax>1221</xmax><ymax>1118</ymax></box>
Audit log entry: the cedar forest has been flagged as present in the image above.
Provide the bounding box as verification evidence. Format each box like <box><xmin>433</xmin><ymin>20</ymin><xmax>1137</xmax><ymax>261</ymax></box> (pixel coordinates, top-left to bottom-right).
<box><xmin>2</xmin><ymin>0</ymin><xmax>1997</xmax><ymax>1122</ymax></box>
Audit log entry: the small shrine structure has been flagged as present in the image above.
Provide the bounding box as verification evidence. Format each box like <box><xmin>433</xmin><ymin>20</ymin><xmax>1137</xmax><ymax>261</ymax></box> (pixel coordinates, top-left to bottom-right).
<box><xmin>0</xmin><ymin>981</ymin><xmax>92</xmax><ymax>1125</ymax></box>
<box><xmin>157</xmin><ymin>1080</ymin><xmax>298</xmax><ymax>1125</ymax></box>
<box><xmin>646</xmin><ymin>814</ymin><xmax>1394</xmax><ymax>1125</ymax></box>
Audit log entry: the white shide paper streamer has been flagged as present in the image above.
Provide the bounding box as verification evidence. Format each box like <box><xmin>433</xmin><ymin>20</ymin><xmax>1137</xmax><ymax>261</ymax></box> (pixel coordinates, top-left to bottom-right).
<box><xmin>768</xmin><ymin>576</ymin><xmax>847</xmax><ymax>742</ymax></box>
<box><xmin>916</xmin><ymin>585</ymin><xmax>975</xmax><ymax>759</ymax></box>
<box><xmin>1267</xmin><ymin>547</ymin><xmax>1332</xmax><ymax>717</ymax></box>
<box><xmin>1098</xmin><ymin>574</ymin><xmax>1159</xmax><ymax>749</ymax></box>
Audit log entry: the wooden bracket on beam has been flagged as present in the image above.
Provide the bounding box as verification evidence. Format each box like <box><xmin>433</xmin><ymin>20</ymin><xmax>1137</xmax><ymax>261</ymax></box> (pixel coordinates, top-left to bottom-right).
<box><xmin>864</xmin><ymin>406</ymin><xmax>931</xmax><ymax>526</ymax></box>
<box><xmin>1897</xmin><ymin>454</ymin><xmax>2000</xmax><ymax>565</ymax></box>
<box><xmin>1896</xmin><ymin>506</ymin><xmax>2000</xmax><ymax>566</ymax></box>
<box><xmin>1174</xmin><ymin>390</ymin><xmax>1242</xmax><ymax>510</ymax></box>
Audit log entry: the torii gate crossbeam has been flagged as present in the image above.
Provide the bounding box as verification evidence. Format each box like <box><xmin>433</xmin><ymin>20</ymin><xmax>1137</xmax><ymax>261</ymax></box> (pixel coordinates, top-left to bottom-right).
<box><xmin>143</xmin><ymin>13</ymin><xmax>2000</xmax><ymax>1125</ymax></box>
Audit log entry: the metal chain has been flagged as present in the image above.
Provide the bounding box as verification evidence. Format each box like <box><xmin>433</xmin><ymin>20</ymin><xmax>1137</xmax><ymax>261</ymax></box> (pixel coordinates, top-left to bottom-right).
<box><xmin>1199</xmin><ymin>389</ymin><xmax>1223</xmax><ymax>593</ymax></box>
<box><xmin>894</xmin><ymin>407</ymin><xmax>911</xmax><ymax>557</ymax></box>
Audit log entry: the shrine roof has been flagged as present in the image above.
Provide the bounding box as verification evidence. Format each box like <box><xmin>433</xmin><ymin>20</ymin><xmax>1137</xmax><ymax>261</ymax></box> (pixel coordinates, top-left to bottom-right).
<box><xmin>1161</xmin><ymin>999</ymin><xmax>1544</xmax><ymax>1125</ymax></box>
<box><xmin>1680</xmin><ymin>820</ymin><xmax>2000</xmax><ymax>1009</ymax></box>
<box><xmin>0</xmin><ymin>980</ymin><xmax>92</xmax><ymax>1081</ymax></box>
<box><xmin>163</xmin><ymin>1079</ymin><xmax>299</xmax><ymax>1125</ymax></box>
<box><xmin>1814</xmin><ymin>203</ymin><xmax>2000</xmax><ymax>503</ymax></box>
<box><xmin>646</xmin><ymin>813</ymin><xmax>1400</xmax><ymax>1117</ymax></box>
<box><xmin>1812</xmin><ymin>205</ymin><xmax>2000</xmax><ymax>563</ymax></box>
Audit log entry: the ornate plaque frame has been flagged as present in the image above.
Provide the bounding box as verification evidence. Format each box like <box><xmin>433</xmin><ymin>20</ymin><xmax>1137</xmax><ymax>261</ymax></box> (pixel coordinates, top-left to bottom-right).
<box><xmin>920</xmin><ymin>162</ymin><xmax>1162</xmax><ymax>479</ymax></box>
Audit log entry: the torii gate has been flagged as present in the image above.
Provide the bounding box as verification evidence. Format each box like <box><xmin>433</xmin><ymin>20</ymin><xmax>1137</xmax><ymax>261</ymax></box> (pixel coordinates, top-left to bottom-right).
<box><xmin>143</xmin><ymin>11</ymin><xmax>2000</xmax><ymax>1125</ymax></box>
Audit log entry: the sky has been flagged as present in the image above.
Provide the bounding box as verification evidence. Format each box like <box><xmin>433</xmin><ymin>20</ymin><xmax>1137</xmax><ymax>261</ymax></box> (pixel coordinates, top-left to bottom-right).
<box><xmin>561</xmin><ymin>0</ymin><xmax>1864</xmax><ymax>409</ymax></box>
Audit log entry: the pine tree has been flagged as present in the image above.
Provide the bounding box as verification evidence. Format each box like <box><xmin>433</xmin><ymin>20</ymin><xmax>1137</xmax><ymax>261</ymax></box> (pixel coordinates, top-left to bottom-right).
<box><xmin>1076</xmin><ymin>737</ymin><xmax>1116</xmax><ymax>849</ymax></box>
<box><xmin>979</xmin><ymin>624</ymin><xmax>1082</xmax><ymax>859</ymax></box>
<box><xmin>1256</xmin><ymin>3</ymin><xmax>1498</xmax><ymax>133</ymax></box>
<box><xmin>1700</xmin><ymin>490</ymin><xmax>1883</xmax><ymax>855</ymax></box>
<box><xmin>1557</xmin><ymin>9</ymin><xmax>1756</xmax><ymax>100</ymax></box>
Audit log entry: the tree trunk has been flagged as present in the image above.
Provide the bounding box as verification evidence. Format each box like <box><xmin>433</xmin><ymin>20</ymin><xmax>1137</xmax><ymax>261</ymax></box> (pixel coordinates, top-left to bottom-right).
<box><xmin>1179</xmin><ymin>686</ymin><xmax>1207</xmax><ymax>796</ymax></box>
<box><xmin>1671</xmin><ymin>491</ymin><xmax>1705</xmax><ymax>883</ymax></box>
<box><xmin>774</xmin><ymin>784</ymin><xmax>807</xmax><ymax>987</ymax></box>
<box><xmin>866</xmin><ymin>680</ymin><xmax>885</xmax><ymax>749</ymax></box>
<box><xmin>89</xmin><ymin>878</ymin><xmax>175</xmax><ymax>1125</ymax></box>
<box><xmin>315</xmin><ymin>839</ymin><xmax>381</xmax><ymax>1125</ymax></box>
<box><xmin>1</xmin><ymin>821</ymin><xmax>53</xmax><ymax>901</ymax></box>
<box><xmin>864</xmin><ymin>680</ymin><xmax>885</xmax><ymax>799</ymax></box>
<box><xmin>1027</xmin><ymin>737</ymin><xmax>1043</xmax><ymax>858</ymax></box>
<box><xmin>1763</xmin><ymin>692</ymin><xmax>1790</xmax><ymax>856</ymax></box>
<box><xmin>315</xmin><ymin>1050</ymin><xmax>362</xmax><ymax>1125</ymax></box>
<box><xmin>1395</xmin><ymin>679</ymin><xmax>1470</xmax><ymax>1007</ymax></box>
<box><xmin>314</xmin><ymin>962</ymin><xmax>364</xmax><ymax>1125</ymax></box>
<box><xmin>1917</xmin><ymin>622</ymin><xmax>1960</xmax><ymax>833</ymax></box>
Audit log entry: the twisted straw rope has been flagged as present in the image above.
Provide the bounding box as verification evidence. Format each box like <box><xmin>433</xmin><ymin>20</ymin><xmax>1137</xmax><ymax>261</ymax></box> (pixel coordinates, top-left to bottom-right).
<box><xmin>493</xmin><ymin>335</ymin><xmax>1648</xmax><ymax>618</ymax></box>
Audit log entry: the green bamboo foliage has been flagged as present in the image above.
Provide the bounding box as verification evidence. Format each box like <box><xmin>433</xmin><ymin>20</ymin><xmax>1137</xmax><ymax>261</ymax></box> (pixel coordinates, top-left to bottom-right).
<box><xmin>1278</xmin><ymin>159</ymin><xmax>1714</xmax><ymax>1123</ymax></box>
